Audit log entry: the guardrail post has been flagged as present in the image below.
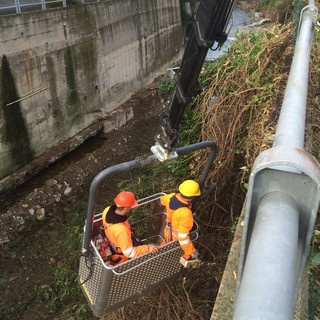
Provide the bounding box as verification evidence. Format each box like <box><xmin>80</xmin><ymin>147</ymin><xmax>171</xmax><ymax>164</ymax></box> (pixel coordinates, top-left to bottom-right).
<box><xmin>14</xmin><ymin>0</ymin><xmax>21</xmax><ymax>13</ymax></box>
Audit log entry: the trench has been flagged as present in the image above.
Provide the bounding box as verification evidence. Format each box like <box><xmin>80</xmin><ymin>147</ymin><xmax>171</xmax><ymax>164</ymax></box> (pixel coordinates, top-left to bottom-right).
<box><xmin>0</xmin><ymin>85</ymin><xmax>169</xmax><ymax>320</ymax></box>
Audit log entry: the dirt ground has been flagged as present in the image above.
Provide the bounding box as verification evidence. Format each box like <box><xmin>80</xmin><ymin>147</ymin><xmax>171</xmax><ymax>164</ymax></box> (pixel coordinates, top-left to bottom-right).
<box><xmin>0</xmin><ymin>83</ymin><xmax>166</xmax><ymax>319</ymax></box>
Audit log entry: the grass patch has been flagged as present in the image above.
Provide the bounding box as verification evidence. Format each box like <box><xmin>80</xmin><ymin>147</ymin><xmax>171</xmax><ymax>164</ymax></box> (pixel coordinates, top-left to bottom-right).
<box><xmin>35</xmin><ymin>202</ymin><xmax>96</xmax><ymax>320</ymax></box>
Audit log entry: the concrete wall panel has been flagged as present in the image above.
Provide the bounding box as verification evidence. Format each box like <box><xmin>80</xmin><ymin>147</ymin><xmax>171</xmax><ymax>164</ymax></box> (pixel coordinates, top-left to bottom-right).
<box><xmin>0</xmin><ymin>0</ymin><xmax>182</xmax><ymax>180</ymax></box>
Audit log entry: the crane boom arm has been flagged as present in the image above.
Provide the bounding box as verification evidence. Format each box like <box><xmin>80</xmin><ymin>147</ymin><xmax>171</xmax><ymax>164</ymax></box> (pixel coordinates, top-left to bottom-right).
<box><xmin>153</xmin><ymin>0</ymin><xmax>236</xmax><ymax>160</ymax></box>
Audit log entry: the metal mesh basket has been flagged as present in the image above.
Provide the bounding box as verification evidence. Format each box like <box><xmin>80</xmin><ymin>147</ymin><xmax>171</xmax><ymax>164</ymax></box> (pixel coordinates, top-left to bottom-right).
<box><xmin>79</xmin><ymin>237</ymin><xmax>185</xmax><ymax>317</ymax></box>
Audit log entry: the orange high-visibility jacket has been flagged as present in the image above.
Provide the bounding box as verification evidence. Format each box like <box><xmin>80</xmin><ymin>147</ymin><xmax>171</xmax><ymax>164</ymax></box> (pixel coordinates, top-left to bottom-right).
<box><xmin>160</xmin><ymin>193</ymin><xmax>196</xmax><ymax>259</ymax></box>
<box><xmin>102</xmin><ymin>206</ymin><xmax>149</xmax><ymax>264</ymax></box>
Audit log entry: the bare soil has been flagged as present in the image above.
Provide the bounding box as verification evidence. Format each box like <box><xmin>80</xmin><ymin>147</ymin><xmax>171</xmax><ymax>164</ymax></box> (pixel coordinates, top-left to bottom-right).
<box><xmin>0</xmin><ymin>83</ymin><xmax>165</xmax><ymax>320</ymax></box>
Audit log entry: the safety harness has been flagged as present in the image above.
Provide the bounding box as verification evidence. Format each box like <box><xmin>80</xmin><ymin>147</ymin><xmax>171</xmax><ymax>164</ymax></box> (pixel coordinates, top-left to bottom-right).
<box><xmin>97</xmin><ymin>206</ymin><xmax>139</xmax><ymax>264</ymax></box>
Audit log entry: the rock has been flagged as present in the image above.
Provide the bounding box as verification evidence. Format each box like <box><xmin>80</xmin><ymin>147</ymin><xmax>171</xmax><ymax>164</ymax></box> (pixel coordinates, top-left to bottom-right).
<box><xmin>41</xmin><ymin>193</ymin><xmax>49</xmax><ymax>200</ymax></box>
<box><xmin>10</xmin><ymin>276</ymin><xmax>18</xmax><ymax>282</ymax></box>
<box><xmin>248</xmin><ymin>18</ymin><xmax>272</xmax><ymax>27</ymax></box>
<box><xmin>28</xmin><ymin>208</ymin><xmax>35</xmax><ymax>216</ymax></box>
<box><xmin>40</xmin><ymin>284</ymin><xmax>49</xmax><ymax>289</ymax></box>
<box><xmin>36</xmin><ymin>208</ymin><xmax>46</xmax><ymax>221</ymax></box>
<box><xmin>54</xmin><ymin>194</ymin><xmax>61</xmax><ymax>202</ymax></box>
<box><xmin>64</xmin><ymin>186</ymin><xmax>72</xmax><ymax>196</ymax></box>
<box><xmin>0</xmin><ymin>235</ymin><xmax>10</xmax><ymax>245</ymax></box>
<box><xmin>17</xmin><ymin>225</ymin><xmax>26</xmax><ymax>232</ymax></box>
<box><xmin>45</xmin><ymin>179</ymin><xmax>58</xmax><ymax>187</ymax></box>
<box><xmin>14</xmin><ymin>216</ymin><xmax>25</xmax><ymax>225</ymax></box>
<box><xmin>254</xmin><ymin>12</ymin><xmax>263</xmax><ymax>19</ymax></box>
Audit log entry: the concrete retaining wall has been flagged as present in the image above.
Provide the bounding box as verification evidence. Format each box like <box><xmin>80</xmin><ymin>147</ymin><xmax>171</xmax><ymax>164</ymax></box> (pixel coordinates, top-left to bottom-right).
<box><xmin>0</xmin><ymin>0</ymin><xmax>182</xmax><ymax>182</ymax></box>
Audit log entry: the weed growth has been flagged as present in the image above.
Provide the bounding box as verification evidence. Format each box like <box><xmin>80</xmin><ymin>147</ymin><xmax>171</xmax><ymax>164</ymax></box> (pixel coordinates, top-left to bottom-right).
<box><xmin>35</xmin><ymin>202</ymin><xmax>96</xmax><ymax>320</ymax></box>
<box><xmin>193</xmin><ymin>25</ymin><xmax>293</xmax><ymax>208</ymax></box>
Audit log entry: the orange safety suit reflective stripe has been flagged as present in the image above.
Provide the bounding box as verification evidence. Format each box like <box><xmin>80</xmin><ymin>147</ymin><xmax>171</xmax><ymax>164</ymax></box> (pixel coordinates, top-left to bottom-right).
<box><xmin>102</xmin><ymin>206</ymin><xmax>149</xmax><ymax>265</ymax></box>
<box><xmin>160</xmin><ymin>193</ymin><xmax>196</xmax><ymax>259</ymax></box>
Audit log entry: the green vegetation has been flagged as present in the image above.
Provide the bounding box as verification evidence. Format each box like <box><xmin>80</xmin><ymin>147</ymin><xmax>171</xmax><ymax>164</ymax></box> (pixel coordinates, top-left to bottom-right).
<box><xmin>158</xmin><ymin>77</ymin><xmax>175</xmax><ymax>100</ymax></box>
<box><xmin>193</xmin><ymin>24</ymin><xmax>292</xmax><ymax>199</ymax></box>
<box><xmin>2</xmin><ymin>202</ymin><xmax>92</xmax><ymax>320</ymax></box>
<box><xmin>35</xmin><ymin>202</ymin><xmax>96</xmax><ymax>320</ymax></box>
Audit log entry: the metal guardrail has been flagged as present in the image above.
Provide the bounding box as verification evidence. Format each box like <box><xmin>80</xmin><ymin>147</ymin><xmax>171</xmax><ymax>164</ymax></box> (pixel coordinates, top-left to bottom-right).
<box><xmin>0</xmin><ymin>0</ymin><xmax>66</xmax><ymax>14</ymax></box>
<box><xmin>0</xmin><ymin>0</ymin><xmax>103</xmax><ymax>15</ymax></box>
<box><xmin>233</xmin><ymin>3</ymin><xmax>319</xmax><ymax>320</ymax></box>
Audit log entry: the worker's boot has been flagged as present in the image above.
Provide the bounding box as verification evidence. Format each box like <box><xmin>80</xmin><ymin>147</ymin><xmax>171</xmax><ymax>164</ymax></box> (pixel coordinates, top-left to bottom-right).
<box><xmin>179</xmin><ymin>256</ymin><xmax>201</xmax><ymax>269</ymax></box>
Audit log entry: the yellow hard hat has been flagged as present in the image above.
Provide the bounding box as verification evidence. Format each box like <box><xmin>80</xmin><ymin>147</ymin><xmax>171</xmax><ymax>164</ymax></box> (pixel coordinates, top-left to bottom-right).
<box><xmin>178</xmin><ymin>180</ymin><xmax>201</xmax><ymax>197</ymax></box>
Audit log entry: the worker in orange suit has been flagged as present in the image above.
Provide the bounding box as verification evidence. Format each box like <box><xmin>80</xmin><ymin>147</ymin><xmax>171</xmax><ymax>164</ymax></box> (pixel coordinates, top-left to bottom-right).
<box><xmin>160</xmin><ymin>180</ymin><xmax>201</xmax><ymax>267</ymax></box>
<box><xmin>102</xmin><ymin>191</ymin><xmax>159</xmax><ymax>265</ymax></box>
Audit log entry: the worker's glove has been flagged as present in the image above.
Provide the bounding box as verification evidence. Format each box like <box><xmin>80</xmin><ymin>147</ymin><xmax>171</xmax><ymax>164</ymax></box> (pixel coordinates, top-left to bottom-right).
<box><xmin>148</xmin><ymin>243</ymin><xmax>160</xmax><ymax>254</ymax></box>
